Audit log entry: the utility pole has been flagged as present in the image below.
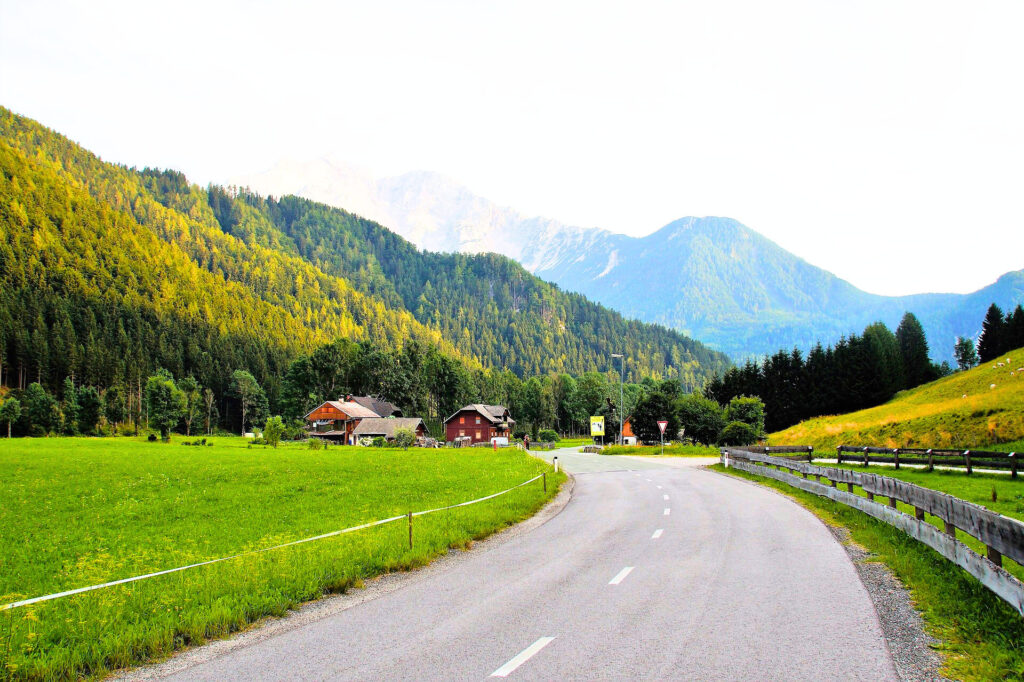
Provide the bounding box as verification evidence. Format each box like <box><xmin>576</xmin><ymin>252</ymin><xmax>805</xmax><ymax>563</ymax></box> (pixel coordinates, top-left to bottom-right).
<box><xmin>612</xmin><ymin>353</ymin><xmax>624</xmax><ymax>445</ymax></box>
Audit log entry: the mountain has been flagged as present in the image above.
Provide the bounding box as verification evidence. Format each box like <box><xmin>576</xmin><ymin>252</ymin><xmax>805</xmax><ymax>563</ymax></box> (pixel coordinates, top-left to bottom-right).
<box><xmin>235</xmin><ymin>161</ymin><xmax>1024</xmax><ymax>361</ymax></box>
<box><xmin>0</xmin><ymin>107</ymin><xmax>729</xmax><ymax>408</ymax></box>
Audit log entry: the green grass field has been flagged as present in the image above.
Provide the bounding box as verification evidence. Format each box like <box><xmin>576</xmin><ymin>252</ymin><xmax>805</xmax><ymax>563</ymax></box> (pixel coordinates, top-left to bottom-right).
<box><xmin>712</xmin><ymin>464</ymin><xmax>1024</xmax><ymax>680</ymax></box>
<box><xmin>0</xmin><ymin>437</ymin><xmax>564</xmax><ymax>680</ymax></box>
<box><xmin>600</xmin><ymin>444</ymin><xmax>719</xmax><ymax>457</ymax></box>
<box><xmin>770</xmin><ymin>345</ymin><xmax>1024</xmax><ymax>450</ymax></box>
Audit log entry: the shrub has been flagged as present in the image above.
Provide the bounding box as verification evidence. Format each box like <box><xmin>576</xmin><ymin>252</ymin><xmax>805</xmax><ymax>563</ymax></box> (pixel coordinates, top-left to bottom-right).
<box><xmin>372</xmin><ymin>436</ymin><xmax>386</xmax><ymax>448</ymax></box>
<box><xmin>718</xmin><ymin>420</ymin><xmax>759</xmax><ymax>446</ymax></box>
<box><xmin>263</xmin><ymin>416</ymin><xmax>284</xmax><ymax>448</ymax></box>
<box><xmin>307</xmin><ymin>437</ymin><xmax>324</xmax><ymax>450</ymax></box>
<box><xmin>394</xmin><ymin>427</ymin><xmax>416</xmax><ymax>450</ymax></box>
<box><xmin>147</xmin><ymin>433</ymin><xmax>157</xmax><ymax>442</ymax></box>
<box><xmin>358</xmin><ymin>437</ymin><xmax>375</xmax><ymax>447</ymax></box>
<box><xmin>538</xmin><ymin>429</ymin><xmax>559</xmax><ymax>442</ymax></box>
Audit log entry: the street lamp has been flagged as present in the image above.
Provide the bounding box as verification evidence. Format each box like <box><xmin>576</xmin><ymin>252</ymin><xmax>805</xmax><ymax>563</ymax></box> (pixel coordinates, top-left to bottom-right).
<box><xmin>611</xmin><ymin>353</ymin><xmax>624</xmax><ymax>445</ymax></box>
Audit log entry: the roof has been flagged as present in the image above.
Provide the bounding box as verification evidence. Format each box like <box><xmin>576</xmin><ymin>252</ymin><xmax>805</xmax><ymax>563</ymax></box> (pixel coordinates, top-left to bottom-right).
<box><xmin>350</xmin><ymin>396</ymin><xmax>402</xmax><ymax>418</ymax></box>
<box><xmin>304</xmin><ymin>400</ymin><xmax>380</xmax><ymax>420</ymax></box>
<box><xmin>351</xmin><ymin>418</ymin><xmax>425</xmax><ymax>439</ymax></box>
<box><xmin>443</xmin><ymin>404</ymin><xmax>515</xmax><ymax>425</ymax></box>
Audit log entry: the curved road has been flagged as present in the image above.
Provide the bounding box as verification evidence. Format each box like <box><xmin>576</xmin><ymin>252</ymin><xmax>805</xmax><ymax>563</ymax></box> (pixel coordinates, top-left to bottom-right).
<box><xmin>156</xmin><ymin>449</ymin><xmax>897</xmax><ymax>681</ymax></box>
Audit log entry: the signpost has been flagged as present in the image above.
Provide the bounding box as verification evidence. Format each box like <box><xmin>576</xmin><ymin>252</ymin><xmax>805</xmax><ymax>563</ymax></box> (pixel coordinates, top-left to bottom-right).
<box><xmin>590</xmin><ymin>416</ymin><xmax>605</xmax><ymax>447</ymax></box>
<box><xmin>658</xmin><ymin>420</ymin><xmax>668</xmax><ymax>456</ymax></box>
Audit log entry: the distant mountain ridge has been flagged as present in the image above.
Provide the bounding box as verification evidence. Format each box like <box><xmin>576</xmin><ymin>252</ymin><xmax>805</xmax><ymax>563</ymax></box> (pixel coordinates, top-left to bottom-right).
<box><xmin>234</xmin><ymin>160</ymin><xmax>1024</xmax><ymax>361</ymax></box>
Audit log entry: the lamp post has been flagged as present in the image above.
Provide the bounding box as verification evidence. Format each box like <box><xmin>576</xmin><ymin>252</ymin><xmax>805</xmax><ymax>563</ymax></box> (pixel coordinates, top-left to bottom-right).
<box><xmin>611</xmin><ymin>353</ymin><xmax>624</xmax><ymax>445</ymax></box>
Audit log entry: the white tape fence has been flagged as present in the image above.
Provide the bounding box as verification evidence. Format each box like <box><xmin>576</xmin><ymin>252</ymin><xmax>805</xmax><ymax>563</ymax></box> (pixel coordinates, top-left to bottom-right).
<box><xmin>1</xmin><ymin>472</ymin><xmax>546</xmax><ymax>612</ymax></box>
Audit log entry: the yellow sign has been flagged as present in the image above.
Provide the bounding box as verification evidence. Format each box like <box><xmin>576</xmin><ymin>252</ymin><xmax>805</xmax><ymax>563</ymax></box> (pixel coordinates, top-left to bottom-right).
<box><xmin>590</xmin><ymin>416</ymin><xmax>605</xmax><ymax>436</ymax></box>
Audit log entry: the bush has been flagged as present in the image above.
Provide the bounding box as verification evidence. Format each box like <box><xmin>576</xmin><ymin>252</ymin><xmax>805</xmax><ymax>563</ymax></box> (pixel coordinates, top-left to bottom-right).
<box><xmin>263</xmin><ymin>416</ymin><xmax>284</xmax><ymax>448</ymax></box>
<box><xmin>358</xmin><ymin>437</ymin><xmax>375</xmax><ymax>447</ymax></box>
<box><xmin>718</xmin><ymin>421</ymin><xmax>759</xmax><ymax>446</ymax></box>
<box><xmin>394</xmin><ymin>427</ymin><xmax>416</xmax><ymax>449</ymax></box>
<box><xmin>538</xmin><ymin>429</ymin><xmax>559</xmax><ymax>442</ymax></box>
<box><xmin>147</xmin><ymin>433</ymin><xmax>157</xmax><ymax>442</ymax></box>
<box><xmin>307</xmin><ymin>437</ymin><xmax>324</xmax><ymax>450</ymax></box>
<box><xmin>372</xmin><ymin>436</ymin><xmax>386</xmax><ymax>448</ymax></box>
<box><xmin>512</xmin><ymin>429</ymin><xmax>527</xmax><ymax>440</ymax></box>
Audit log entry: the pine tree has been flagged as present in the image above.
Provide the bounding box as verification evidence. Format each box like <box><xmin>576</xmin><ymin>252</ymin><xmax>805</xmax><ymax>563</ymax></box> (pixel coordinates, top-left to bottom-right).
<box><xmin>895</xmin><ymin>312</ymin><xmax>933</xmax><ymax>389</ymax></box>
<box><xmin>977</xmin><ymin>303</ymin><xmax>1005</xmax><ymax>363</ymax></box>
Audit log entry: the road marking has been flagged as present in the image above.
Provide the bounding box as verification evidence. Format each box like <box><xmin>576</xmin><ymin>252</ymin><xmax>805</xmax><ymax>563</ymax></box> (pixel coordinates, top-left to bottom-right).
<box><xmin>656</xmin><ymin>485</ymin><xmax>663</xmax><ymax>489</ymax></box>
<box><xmin>664</xmin><ymin>508</ymin><xmax>671</xmax><ymax>516</ymax></box>
<box><xmin>609</xmin><ymin>566</ymin><xmax>635</xmax><ymax>585</ymax></box>
<box><xmin>663</xmin><ymin>494</ymin><xmax>669</xmax><ymax>500</ymax></box>
<box><xmin>645</xmin><ymin>478</ymin><xmax>652</xmax><ymax>482</ymax></box>
<box><xmin>490</xmin><ymin>637</ymin><xmax>556</xmax><ymax>677</ymax></box>
<box><xmin>651</xmin><ymin>529</ymin><xmax>664</xmax><ymax>539</ymax></box>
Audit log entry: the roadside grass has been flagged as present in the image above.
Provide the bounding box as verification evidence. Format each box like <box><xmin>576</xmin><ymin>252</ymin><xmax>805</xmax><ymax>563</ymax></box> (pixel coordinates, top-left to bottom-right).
<box><xmin>770</xmin><ymin>345</ymin><xmax>1024</xmax><ymax>450</ymax></box>
<box><xmin>551</xmin><ymin>437</ymin><xmax>593</xmax><ymax>448</ymax></box>
<box><xmin>710</xmin><ymin>463</ymin><xmax>1024</xmax><ymax>681</ymax></box>
<box><xmin>600</xmin><ymin>444</ymin><xmax>719</xmax><ymax>457</ymax></box>
<box><xmin>0</xmin><ymin>437</ymin><xmax>564</xmax><ymax>680</ymax></box>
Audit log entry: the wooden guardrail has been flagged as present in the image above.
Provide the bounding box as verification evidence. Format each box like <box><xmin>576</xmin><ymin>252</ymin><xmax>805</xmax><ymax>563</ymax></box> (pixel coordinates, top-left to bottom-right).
<box><xmin>720</xmin><ymin>447</ymin><xmax>1024</xmax><ymax>616</ymax></box>
<box><xmin>836</xmin><ymin>445</ymin><xmax>1019</xmax><ymax>477</ymax></box>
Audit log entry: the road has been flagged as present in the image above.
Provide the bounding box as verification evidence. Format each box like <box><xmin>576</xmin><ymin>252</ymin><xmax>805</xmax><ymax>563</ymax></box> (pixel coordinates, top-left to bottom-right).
<box><xmin>156</xmin><ymin>448</ymin><xmax>897</xmax><ymax>681</ymax></box>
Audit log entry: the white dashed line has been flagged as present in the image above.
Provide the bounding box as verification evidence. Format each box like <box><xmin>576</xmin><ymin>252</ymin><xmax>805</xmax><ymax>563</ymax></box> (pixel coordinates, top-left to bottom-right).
<box><xmin>656</xmin><ymin>485</ymin><xmax>663</xmax><ymax>490</ymax></box>
<box><xmin>663</xmin><ymin>494</ymin><xmax>669</xmax><ymax>500</ymax></box>
<box><xmin>645</xmin><ymin>478</ymin><xmax>652</xmax><ymax>482</ymax></box>
<box><xmin>651</xmin><ymin>529</ymin><xmax>664</xmax><ymax>539</ymax></box>
<box><xmin>609</xmin><ymin>566</ymin><xmax>635</xmax><ymax>585</ymax></box>
<box><xmin>490</xmin><ymin>637</ymin><xmax>556</xmax><ymax>677</ymax></box>
<box><xmin>664</xmin><ymin>508</ymin><xmax>671</xmax><ymax>516</ymax></box>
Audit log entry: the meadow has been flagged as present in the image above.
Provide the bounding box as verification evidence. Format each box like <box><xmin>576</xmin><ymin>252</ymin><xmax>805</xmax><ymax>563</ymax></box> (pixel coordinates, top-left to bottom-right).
<box><xmin>770</xmin><ymin>346</ymin><xmax>1024</xmax><ymax>450</ymax></box>
<box><xmin>0</xmin><ymin>437</ymin><xmax>564</xmax><ymax>680</ymax></box>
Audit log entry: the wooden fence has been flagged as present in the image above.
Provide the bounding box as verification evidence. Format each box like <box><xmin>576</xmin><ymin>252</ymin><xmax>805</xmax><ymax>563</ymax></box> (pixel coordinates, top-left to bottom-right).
<box><xmin>836</xmin><ymin>445</ymin><xmax>1019</xmax><ymax>477</ymax></box>
<box><xmin>720</xmin><ymin>447</ymin><xmax>1024</xmax><ymax>616</ymax></box>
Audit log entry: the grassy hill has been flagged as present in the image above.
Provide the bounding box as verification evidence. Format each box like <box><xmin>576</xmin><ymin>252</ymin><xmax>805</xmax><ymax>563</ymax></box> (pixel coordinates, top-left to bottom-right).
<box><xmin>769</xmin><ymin>345</ymin><xmax>1024</xmax><ymax>449</ymax></box>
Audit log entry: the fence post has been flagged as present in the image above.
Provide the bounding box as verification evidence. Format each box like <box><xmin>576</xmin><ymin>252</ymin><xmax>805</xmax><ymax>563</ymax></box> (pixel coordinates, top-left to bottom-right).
<box><xmin>836</xmin><ymin>446</ymin><xmax>843</xmax><ymax>465</ymax></box>
<box><xmin>863</xmin><ymin>447</ymin><xmax>869</xmax><ymax>468</ymax></box>
<box><xmin>893</xmin><ymin>448</ymin><xmax>900</xmax><ymax>470</ymax></box>
<box><xmin>543</xmin><ymin>472</ymin><xmax>547</xmax><ymax>493</ymax></box>
<box><xmin>1011</xmin><ymin>452</ymin><xmax>1017</xmax><ymax>479</ymax></box>
<box><xmin>927</xmin><ymin>449</ymin><xmax>934</xmax><ymax>472</ymax></box>
<box><xmin>808</xmin><ymin>445</ymin><xmax>814</xmax><ymax>463</ymax></box>
<box><xmin>407</xmin><ymin>511</ymin><xmax>413</xmax><ymax>549</ymax></box>
<box><xmin>964</xmin><ymin>450</ymin><xmax>972</xmax><ymax>476</ymax></box>
<box><xmin>553</xmin><ymin>456</ymin><xmax>559</xmax><ymax>473</ymax></box>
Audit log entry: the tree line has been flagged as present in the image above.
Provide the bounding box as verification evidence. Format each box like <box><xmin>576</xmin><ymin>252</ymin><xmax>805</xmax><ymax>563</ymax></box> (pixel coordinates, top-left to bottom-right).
<box><xmin>704</xmin><ymin>312</ymin><xmax>949</xmax><ymax>433</ymax></box>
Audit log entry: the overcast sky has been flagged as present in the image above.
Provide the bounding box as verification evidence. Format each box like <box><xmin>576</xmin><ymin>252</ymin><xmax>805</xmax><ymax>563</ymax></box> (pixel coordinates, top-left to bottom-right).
<box><xmin>2</xmin><ymin>0</ymin><xmax>1022</xmax><ymax>296</ymax></box>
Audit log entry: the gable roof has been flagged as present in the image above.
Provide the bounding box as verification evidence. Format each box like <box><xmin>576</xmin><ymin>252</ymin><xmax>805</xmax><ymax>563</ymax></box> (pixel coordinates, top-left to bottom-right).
<box><xmin>304</xmin><ymin>400</ymin><xmax>380</xmax><ymax>420</ymax></box>
<box><xmin>350</xmin><ymin>396</ymin><xmax>401</xmax><ymax>418</ymax></box>
<box><xmin>351</xmin><ymin>417</ymin><xmax>424</xmax><ymax>439</ymax></box>
<box><xmin>443</xmin><ymin>404</ymin><xmax>514</xmax><ymax>425</ymax></box>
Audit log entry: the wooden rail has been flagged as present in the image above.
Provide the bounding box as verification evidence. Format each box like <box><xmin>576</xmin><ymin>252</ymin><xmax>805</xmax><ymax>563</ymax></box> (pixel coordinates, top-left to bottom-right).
<box><xmin>836</xmin><ymin>445</ymin><xmax>1018</xmax><ymax>477</ymax></box>
<box><xmin>720</xmin><ymin>447</ymin><xmax>1024</xmax><ymax>616</ymax></box>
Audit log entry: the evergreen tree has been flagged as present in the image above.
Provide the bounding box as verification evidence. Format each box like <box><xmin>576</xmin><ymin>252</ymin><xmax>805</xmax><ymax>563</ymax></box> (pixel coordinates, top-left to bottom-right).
<box><xmin>104</xmin><ymin>384</ymin><xmax>127</xmax><ymax>434</ymax></box>
<box><xmin>23</xmin><ymin>383</ymin><xmax>58</xmax><ymax>436</ymax></box>
<box><xmin>895</xmin><ymin>312</ymin><xmax>933</xmax><ymax>389</ymax></box>
<box><xmin>60</xmin><ymin>376</ymin><xmax>79</xmax><ymax>435</ymax></box>
<box><xmin>978</xmin><ymin>303</ymin><xmax>1005</xmax><ymax>363</ymax></box>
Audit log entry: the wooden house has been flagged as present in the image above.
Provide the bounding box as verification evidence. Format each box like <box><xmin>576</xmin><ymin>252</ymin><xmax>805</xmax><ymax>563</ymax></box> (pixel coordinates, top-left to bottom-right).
<box><xmin>304</xmin><ymin>395</ymin><xmax>401</xmax><ymax>444</ymax></box>
<box><xmin>444</xmin><ymin>404</ymin><xmax>514</xmax><ymax>444</ymax></box>
<box><xmin>351</xmin><ymin>417</ymin><xmax>427</xmax><ymax>442</ymax></box>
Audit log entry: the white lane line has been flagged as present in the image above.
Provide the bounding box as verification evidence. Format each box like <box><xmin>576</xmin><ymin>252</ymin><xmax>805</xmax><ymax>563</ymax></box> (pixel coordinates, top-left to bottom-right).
<box><xmin>656</xmin><ymin>485</ymin><xmax>663</xmax><ymax>489</ymax></box>
<box><xmin>645</xmin><ymin>478</ymin><xmax>652</xmax><ymax>482</ymax></box>
<box><xmin>663</xmin><ymin>494</ymin><xmax>669</xmax><ymax>500</ymax></box>
<box><xmin>651</xmin><ymin>529</ymin><xmax>664</xmax><ymax>539</ymax></box>
<box><xmin>664</xmin><ymin>508</ymin><xmax>671</xmax><ymax>516</ymax></box>
<box><xmin>490</xmin><ymin>637</ymin><xmax>556</xmax><ymax>677</ymax></box>
<box><xmin>609</xmin><ymin>566</ymin><xmax>635</xmax><ymax>585</ymax></box>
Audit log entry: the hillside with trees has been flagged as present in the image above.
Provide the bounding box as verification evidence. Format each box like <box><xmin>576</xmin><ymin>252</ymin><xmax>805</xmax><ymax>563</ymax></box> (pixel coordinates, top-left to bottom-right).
<box><xmin>0</xmin><ymin>107</ymin><xmax>729</xmax><ymax>433</ymax></box>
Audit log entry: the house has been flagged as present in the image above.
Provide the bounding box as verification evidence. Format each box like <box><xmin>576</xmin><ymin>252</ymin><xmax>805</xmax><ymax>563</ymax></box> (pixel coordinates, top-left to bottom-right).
<box><xmin>444</xmin><ymin>404</ymin><xmax>514</xmax><ymax>444</ymax></box>
<box><xmin>351</xmin><ymin>417</ymin><xmax>427</xmax><ymax>443</ymax></box>
<box><xmin>304</xmin><ymin>395</ymin><xmax>402</xmax><ymax>444</ymax></box>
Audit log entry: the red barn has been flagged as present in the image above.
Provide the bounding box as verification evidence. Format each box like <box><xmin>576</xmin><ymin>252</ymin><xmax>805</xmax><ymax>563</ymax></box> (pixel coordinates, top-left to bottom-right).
<box><xmin>304</xmin><ymin>395</ymin><xmax>397</xmax><ymax>443</ymax></box>
<box><xmin>444</xmin><ymin>405</ymin><xmax>514</xmax><ymax>444</ymax></box>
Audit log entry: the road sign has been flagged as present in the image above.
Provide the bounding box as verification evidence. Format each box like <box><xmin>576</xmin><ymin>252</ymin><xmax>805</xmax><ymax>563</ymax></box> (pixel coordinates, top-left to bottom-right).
<box><xmin>657</xmin><ymin>420</ymin><xmax>668</xmax><ymax>434</ymax></box>
<box><xmin>590</xmin><ymin>416</ymin><xmax>605</xmax><ymax>437</ymax></box>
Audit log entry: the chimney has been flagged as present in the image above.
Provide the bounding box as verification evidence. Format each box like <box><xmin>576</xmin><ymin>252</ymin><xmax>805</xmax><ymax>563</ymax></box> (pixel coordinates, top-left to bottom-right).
<box><xmin>345</xmin><ymin>394</ymin><xmax>352</xmax><ymax>402</ymax></box>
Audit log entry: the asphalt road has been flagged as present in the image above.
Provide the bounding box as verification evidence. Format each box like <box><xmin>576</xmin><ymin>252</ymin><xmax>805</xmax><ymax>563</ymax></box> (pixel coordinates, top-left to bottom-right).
<box><xmin>158</xmin><ymin>448</ymin><xmax>897</xmax><ymax>681</ymax></box>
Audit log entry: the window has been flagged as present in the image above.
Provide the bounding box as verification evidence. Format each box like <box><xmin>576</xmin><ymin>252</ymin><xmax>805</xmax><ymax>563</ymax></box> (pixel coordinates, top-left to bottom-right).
<box><xmin>459</xmin><ymin>416</ymin><xmax>464</xmax><ymax>424</ymax></box>
<box><xmin>459</xmin><ymin>430</ymin><xmax>465</xmax><ymax>437</ymax></box>
<box><xmin>475</xmin><ymin>416</ymin><xmax>481</xmax><ymax>424</ymax></box>
<box><xmin>475</xmin><ymin>430</ymin><xmax>481</xmax><ymax>440</ymax></box>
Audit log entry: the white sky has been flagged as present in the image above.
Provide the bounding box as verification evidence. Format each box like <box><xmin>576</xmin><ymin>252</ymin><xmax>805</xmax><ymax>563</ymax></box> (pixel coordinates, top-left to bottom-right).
<box><xmin>2</xmin><ymin>0</ymin><xmax>1022</xmax><ymax>296</ymax></box>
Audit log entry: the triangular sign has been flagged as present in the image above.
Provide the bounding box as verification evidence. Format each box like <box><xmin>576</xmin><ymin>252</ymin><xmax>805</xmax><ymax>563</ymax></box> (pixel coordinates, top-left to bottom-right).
<box><xmin>657</xmin><ymin>420</ymin><xmax>668</xmax><ymax>434</ymax></box>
